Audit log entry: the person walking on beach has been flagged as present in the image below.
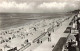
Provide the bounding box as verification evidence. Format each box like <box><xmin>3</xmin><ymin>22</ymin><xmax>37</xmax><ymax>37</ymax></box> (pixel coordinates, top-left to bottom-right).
<box><xmin>48</xmin><ymin>32</ymin><xmax>51</xmax><ymax>42</ymax></box>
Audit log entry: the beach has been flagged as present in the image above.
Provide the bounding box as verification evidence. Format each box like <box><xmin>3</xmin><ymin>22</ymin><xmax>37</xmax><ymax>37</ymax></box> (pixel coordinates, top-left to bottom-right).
<box><xmin>0</xmin><ymin>13</ymin><xmax>73</xmax><ymax>51</ymax></box>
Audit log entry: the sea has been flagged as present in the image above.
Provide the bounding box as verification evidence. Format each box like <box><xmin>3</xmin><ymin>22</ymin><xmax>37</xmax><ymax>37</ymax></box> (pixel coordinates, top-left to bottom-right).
<box><xmin>0</xmin><ymin>13</ymin><xmax>73</xmax><ymax>30</ymax></box>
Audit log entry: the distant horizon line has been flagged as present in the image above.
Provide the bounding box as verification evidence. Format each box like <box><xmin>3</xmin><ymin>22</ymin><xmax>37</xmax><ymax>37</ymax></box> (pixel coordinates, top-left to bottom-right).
<box><xmin>0</xmin><ymin>10</ymin><xmax>74</xmax><ymax>13</ymax></box>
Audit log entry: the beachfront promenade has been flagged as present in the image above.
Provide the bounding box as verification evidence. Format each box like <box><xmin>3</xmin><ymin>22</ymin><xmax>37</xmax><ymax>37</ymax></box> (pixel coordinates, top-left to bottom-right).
<box><xmin>22</xmin><ymin>15</ymin><xmax>74</xmax><ymax>51</ymax></box>
<box><xmin>32</xmin><ymin>13</ymin><xmax>80</xmax><ymax>51</ymax></box>
<box><xmin>33</xmin><ymin>15</ymin><xmax>73</xmax><ymax>51</ymax></box>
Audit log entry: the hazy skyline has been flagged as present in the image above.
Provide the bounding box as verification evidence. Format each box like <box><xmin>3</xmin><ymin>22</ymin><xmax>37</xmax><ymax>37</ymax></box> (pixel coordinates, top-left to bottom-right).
<box><xmin>0</xmin><ymin>0</ymin><xmax>80</xmax><ymax>13</ymax></box>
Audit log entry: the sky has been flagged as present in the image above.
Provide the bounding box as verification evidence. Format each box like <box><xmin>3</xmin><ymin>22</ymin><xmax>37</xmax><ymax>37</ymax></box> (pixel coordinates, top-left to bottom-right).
<box><xmin>0</xmin><ymin>0</ymin><xmax>80</xmax><ymax>13</ymax></box>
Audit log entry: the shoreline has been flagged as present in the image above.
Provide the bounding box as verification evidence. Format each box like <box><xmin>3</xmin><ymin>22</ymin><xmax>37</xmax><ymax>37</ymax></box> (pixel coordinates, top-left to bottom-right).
<box><xmin>0</xmin><ymin>19</ymin><xmax>40</xmax><ymax>31</ymax></box>
<box><xmin>0</xmin><ymin>16</ymin><xmax>67</xmax><ymax>31</ymax></box>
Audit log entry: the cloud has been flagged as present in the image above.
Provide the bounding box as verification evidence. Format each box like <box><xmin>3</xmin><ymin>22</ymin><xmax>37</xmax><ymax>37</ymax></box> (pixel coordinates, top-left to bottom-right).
<box><xmin>38</xmin><ymin>2</ymin><xmax>80</xmax><ymax>12</ymax></box>
<box><xmin>37</xmin><ymin>2</ymin><xmax>67</xmax><ymax>12</ymax></box>
<box><xmin>0</xmin><ymin>1</ymin><xmax>36</xmax><ymax>12</ymax></box>
<box><xmin>0</xmin><ymin>1</ymin><xmax>80</xmax><ymax>13</ymax></box>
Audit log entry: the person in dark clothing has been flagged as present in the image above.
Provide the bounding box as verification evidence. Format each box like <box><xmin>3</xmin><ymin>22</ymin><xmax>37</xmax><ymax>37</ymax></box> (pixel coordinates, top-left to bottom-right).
<box><xmin>48</xmin><ymin>32</ymin><xmax>51</xmax><ymax>42</ymax></box>
<box><xmin>26</xmin><ymin>39</ymin><xmax>28</xmax><ymax>43</ymax></box>
<box><xmin>67</xmin><ymin>39</ymin><xmax>76</xmax><ymax>51</ymax></box>
<box><xmin>40</xmin><ymin>39</ymin><xmax>42</xmax><ymax>43</ymax></box>
<box><xmin>9</xmin><ymin>37</ymin><xmax>11</xmax><ymax>40</ymax></box>
<box><xmin>48</xmin><ymin>32</ymin><xmax>51</xmax><ymax>37</ymax></box>
<box><xmin>41</xmin><ymin>40</ymin><xmax>42</xmax><ymax>43</ymax></box>
<box><xmin>74</xmin><ymin>34</ymin><xmax>79</xmax><ymax>46</ymax></box>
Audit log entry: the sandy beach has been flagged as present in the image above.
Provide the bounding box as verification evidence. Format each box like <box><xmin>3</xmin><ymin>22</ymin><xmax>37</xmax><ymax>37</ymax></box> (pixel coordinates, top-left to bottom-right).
<box><xmin>0</xmin><ymin>15</ymin><xmax>70</xmax><ymax>51</ymax></box>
